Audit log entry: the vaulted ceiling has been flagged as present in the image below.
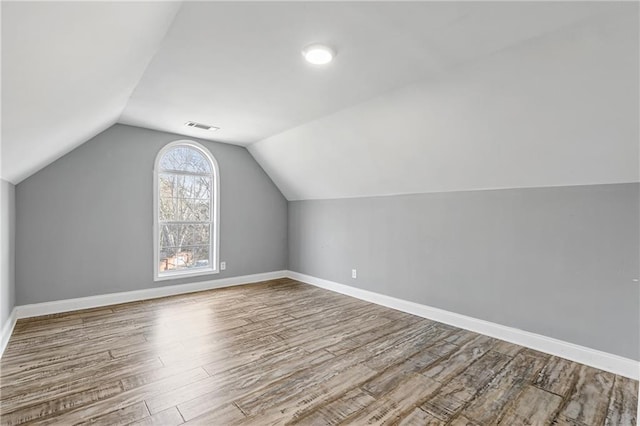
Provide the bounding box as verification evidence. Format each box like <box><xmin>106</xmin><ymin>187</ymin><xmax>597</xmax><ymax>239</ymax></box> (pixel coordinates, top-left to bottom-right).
<box><xmin>2</xmin><ymin>2</ymin><xmax>638</xmax><ymax>199</ymax></box>
<box><xmin>1</xmin><ymin>1</ymin><xmax>181</xmax><ymax>184</ymax></box>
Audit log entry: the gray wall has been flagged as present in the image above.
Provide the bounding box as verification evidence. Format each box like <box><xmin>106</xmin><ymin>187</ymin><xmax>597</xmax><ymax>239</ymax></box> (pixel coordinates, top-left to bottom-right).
<box><xmin>16</xmin><ymin>124</ymin><xmax>287</xmax><ymax>305</ymax></box>
<box><xmin>1</xmin><ymin>180</ymin><xmax>16</xmax><ymax>331</ymax></box>
<box><xmin>289</xmin><ymin>183</ymin><xmax>640</xmax><ymax>360</ymax></box>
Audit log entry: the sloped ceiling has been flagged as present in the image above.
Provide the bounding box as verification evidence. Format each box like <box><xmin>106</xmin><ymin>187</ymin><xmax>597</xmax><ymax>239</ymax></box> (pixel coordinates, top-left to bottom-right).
<box><xmin>1</xmin><ymin>1</ymin><xmax>181</xmax><ymax>183</ymax></box>
<box><xmin>119</xmin><ymin>2</ymin><xmax>608</xmax><ymax>145</ymax></box>
<box><xmin>2</xmin><ymin>2</ymin><xmax>638</xmax><ymax>198</ymax></box>
<box><xmin>250</xmin><ymin>6</ymin><xmax>640</xmax><ymax>200</ymax></box>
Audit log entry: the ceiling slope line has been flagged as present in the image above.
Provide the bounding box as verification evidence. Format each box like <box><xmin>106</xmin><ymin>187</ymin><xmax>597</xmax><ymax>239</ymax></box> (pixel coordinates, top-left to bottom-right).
<box><xmin>247</xmin><ymin>6</ymin><xmax>638</xmax><ymax>200</ymax></box>
<box><xmin>247</xmin><ymin>3</ymin><xmax>620</xmax><ymax>151</ymax></box>
<box><xmin>1</xmin><ymin>2</ymin><xmax>184</xmax><ymax>184</ymax></box>
<box><xmin>115</xmin><ymin>1</ymin><xmax>184</xmax><ymax>126</ymax></box>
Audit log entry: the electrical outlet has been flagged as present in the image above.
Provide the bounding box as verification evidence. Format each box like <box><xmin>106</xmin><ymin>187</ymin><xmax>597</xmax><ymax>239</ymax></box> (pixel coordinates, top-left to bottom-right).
<box><xmin>220</xmin><ymin>261</ymin><xmax>226</xmax><ymax>270</ymax></box>
<box><xmin>351</xmin><ymin>269</ymin><xmax>357</xmax><ymax>279</ymax></box>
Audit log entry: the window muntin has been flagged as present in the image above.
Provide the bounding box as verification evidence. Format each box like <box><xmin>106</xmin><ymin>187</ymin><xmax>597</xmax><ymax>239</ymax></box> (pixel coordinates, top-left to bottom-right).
<box><xmin>159</xmin><ymin>145</ymin><xmax>212</xmax><ymax>174</ymax></box>
<box><xmin>154</xmin><ymin>141</ymin><xmax>219</xmax><ymax>280</ymax></box>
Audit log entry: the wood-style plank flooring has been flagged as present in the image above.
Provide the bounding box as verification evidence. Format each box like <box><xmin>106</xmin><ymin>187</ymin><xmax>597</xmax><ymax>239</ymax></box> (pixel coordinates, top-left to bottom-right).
<box><xmin>0</xmin><ymin>278</ymin><xmax>637</xmax><ymax>425</ymax></box>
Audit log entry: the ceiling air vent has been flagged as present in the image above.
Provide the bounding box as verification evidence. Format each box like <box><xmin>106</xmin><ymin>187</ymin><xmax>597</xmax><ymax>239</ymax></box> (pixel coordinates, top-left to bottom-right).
<box><xmin>185</xmin><ymin>121</ymin><xmax>219</xmax><ymax>131</ymax></box>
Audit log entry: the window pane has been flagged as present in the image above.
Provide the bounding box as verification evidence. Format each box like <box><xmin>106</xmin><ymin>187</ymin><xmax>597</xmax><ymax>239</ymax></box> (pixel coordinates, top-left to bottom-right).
<box><xmin>160</xmin><ymin>224</ymin><xmax>188</xmax><ymax>249</ymax></box>
<box><xmin>180</xmin><ymin>196</ymin><xmax>210</xmax><ymax>221</ymax></box>
<box><xmin>193</xmin><ymin>176</ymin><xmax>211</xmax><ymax>200</ymax></box>
<box><xmin>176</xmin><ymin>174</ymin><xmax>210</xmax><ymax>200</ymax></box>
<box><xmin>158</xmin><ymin>245</ymin><xmax>210</xmax><ymax>273</ymax></box>
<box><xmin>159</xmin><ymin>146</ymin><xmax>212</xmax><ymax>174</ymax></box>
<box><xmin>158</xmin><ymin>246</ymin><xmax>183</xmax><ymax>272</ymax></box>
<box><xmin>156</xmin><ymin>143</ymin><xmax>216</xmax><ymax>278</ymax></box>
<box><xmin>159</xmin><ymin>197</ymin><xmax>176</xmax><ymax>221</ymax></box>
<box><xmin>160</xmin><ymin>224</ymin><xmax>210</xmax><ymax>248</ymax></box>
<box><xmin>191</xmin><ymin>245</ymin><xmax>210</xmax><ymax>268</ymax></box>
<box><xmin>159</xmin><ymin>174</ymin><xmax>211</xmax><ymax>222</ymax></box>
<box><xmin>191</xmin><ymin>224</ymin><xmax>210</xmax><ymax>245</ymax></box>
<box><xmin>159</xmin><ymin>173</ymin><xmax>176</xmax><ymax>196</ymax></box>
<box><xmin>159</xmin><ymin>174</ymin><xmax>177</xmax><ymax>221</ymax></box>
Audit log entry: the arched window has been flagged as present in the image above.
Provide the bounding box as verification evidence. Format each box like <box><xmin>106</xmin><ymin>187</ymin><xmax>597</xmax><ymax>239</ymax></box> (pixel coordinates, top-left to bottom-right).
<box><xmin>154</xmin><ymin>141</ymin><xmax>219</xmax><ymax>280</ymax></box>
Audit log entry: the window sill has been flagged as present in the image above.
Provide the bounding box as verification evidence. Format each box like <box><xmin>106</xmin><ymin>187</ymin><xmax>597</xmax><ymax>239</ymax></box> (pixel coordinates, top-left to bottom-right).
<box><xmin>154</xmin><ymin>268</ymin><xmax>220</xmax><ymax>282</ymax></box>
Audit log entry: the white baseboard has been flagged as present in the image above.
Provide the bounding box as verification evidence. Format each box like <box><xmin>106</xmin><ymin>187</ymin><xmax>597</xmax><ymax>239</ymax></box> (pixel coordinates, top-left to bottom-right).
<box><xmin>14</xmin><ymin>270</ymin><xmax>287</xmax><ymax>319</ymax></box>
<box><xmin>1</xmin><ymin>307</ymin><xmax>17</xmax><ymax>359</ymax></box>
<box><xmin>287</xmin><ymin>271</ymin><xmax>640</xmax><ymax>380</ymax></box>
<box><xmin>6</xmin><ymin>269</ymin><xmax>638</xmax><ymax>380</ymax></box>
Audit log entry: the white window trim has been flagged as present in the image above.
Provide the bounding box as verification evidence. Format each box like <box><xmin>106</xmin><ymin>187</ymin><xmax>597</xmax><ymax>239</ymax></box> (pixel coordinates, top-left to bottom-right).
<box><xmin>153</xmin><ymin>140</ymin><xmax>220</xmax><ymax>281</ymax></box>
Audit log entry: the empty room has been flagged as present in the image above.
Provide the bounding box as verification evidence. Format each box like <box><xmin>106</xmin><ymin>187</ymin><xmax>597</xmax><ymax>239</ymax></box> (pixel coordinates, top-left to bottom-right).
<box><xmin>0</xmin><ymin>1</ymin><xmax>638</xmax><ymax>425</ymax></box>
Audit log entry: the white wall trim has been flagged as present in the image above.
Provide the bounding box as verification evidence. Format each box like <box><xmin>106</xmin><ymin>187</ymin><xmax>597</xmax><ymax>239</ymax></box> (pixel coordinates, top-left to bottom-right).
<box><xmin>153</xmin><ymin>140</ymin><xmax>221</xmax><ymax>282</ymax></box>
<box><xmin>287</xmin><ymin>271</ymin><xmax>640</xmax><ymax>380</ymax></box>
<box><xmin>6</xmin><ymin>269</ymin><xmax>638</xmax><ymax>380</ymax></box>
<box><xmin>14</xmin><ymin>270</ymin><xmax>287</xmax><ymax>319</ymax></box>
<box><xmin>1</xmin><ymin>308</ymin><xmax>18</xmax><ymax>359</ymax></box>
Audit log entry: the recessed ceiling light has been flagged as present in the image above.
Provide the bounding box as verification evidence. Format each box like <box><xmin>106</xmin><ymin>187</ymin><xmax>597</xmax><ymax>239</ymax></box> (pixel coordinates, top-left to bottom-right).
<box><xmin>185</xmin><ymin>121</ymin><xmax>219</xmax><ymax>131</ymax></box>
<box><xmin>302</xmin><ymin>44</ymin><xmax>335</xmax><ymax>65</ymax></box>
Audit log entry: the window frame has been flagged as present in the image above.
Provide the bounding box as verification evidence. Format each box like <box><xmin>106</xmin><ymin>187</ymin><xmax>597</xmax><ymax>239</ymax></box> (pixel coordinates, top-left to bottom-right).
<box><xmin>153</xmin><ymin>140</ymin><xmax>220</xmax><ymax>281</ymax></box>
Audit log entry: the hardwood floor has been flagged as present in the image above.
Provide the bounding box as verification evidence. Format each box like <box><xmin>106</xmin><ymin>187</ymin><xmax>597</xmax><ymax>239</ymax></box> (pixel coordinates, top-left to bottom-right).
<box><xmin>0</xmin><ymin>278</ymin><xmax>637</xmax><ymax>425</ymax></box>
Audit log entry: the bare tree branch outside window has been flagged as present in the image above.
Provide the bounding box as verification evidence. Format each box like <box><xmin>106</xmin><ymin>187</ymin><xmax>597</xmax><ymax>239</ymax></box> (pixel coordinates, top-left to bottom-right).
<box><xmin>157</xmin><ymin>145</ymin><xmax>214</xmax><ymax>273</ymax></box>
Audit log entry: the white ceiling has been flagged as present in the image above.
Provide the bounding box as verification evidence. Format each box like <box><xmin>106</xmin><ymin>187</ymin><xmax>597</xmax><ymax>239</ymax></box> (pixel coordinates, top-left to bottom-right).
<box><xmin>250</xmin><ymin>7</ymin><xmax>639</xmax><ymax>200</ymax></box>
<box><xmin>2</xmin><ymin>1</ymin><xmax>637</xmax><ymax>198</ymax></box>
<box><xmin>1</xmin><ymin>1</ymin><xmax>181</xmax><ymax>183</ymax></box>
<box><xmin>120</xmin><ymin>1</ymin><xmax>610</xmax><ymax>145</ymax></box>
